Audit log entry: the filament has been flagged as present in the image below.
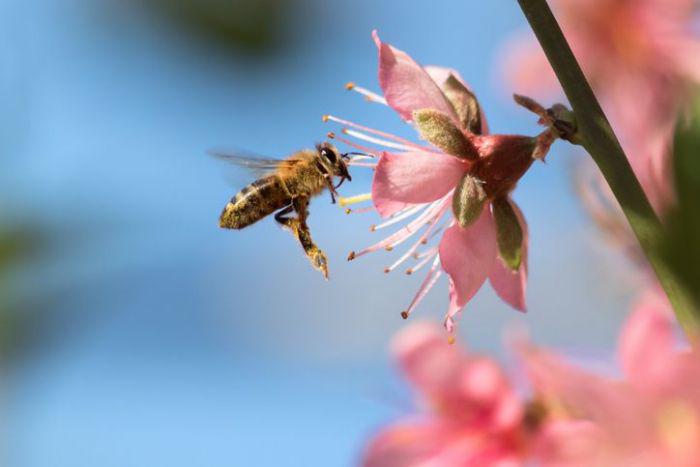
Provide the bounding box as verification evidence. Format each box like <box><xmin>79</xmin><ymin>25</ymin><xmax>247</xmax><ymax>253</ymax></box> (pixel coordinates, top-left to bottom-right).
<box><xmin>371</xmin><ymin>204</ymin><xmax>425</xmax><ymax>231</ymax></box>
<box><xmin>343</xmin><ymin>128</ymin><xmax>414</xmax><ymax>151</ymax></box>
<box><xmin>345</xmin><ymin>82</ymin><xmax>388</xmax><ymax>105</ymax></box>
<box><xmin>347</xmin><ymin>162</ymin><xmax>377</xmax><ymax>168</ymax></box>
<box><xmin>338</xmin><ymin>193</ymin><xmax>372</xmax><ymax>207</ymax></box>
<box><xmin>406</xmin><ymin>249</ymin><xmax>438</xmax><ymax>275</ymax></box>
<box><xmin>402</xmin><ymin>257</ymin><xmax>443</xmax><ymax>319</ymax></box>
<box><xmin>327</xmin><ymin>132</ymin><xmax>377</xmax><ymax>156</ymax></box>
<box><xmin>323</xmin><ymin>115</ymin><xmax>427</xmax><ymax>150</ymax></box>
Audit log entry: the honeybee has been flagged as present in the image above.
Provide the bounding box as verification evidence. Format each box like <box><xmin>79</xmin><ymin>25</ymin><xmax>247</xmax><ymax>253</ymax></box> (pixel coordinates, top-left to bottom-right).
<box><xmin>213</xmin><ymin>142</ymin><xmax>353</xmax><ymax>279</ymax></box>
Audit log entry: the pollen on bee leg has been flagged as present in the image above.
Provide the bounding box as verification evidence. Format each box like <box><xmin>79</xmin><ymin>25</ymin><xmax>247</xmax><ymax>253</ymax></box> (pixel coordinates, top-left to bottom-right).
<box><xmin>339</xmin><ymin>193</ymin><xmax>372</xmax><ymax>207</ymax></box>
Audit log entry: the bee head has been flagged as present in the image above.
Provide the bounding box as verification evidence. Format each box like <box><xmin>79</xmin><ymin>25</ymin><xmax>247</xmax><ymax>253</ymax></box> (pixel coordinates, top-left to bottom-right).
<box><xmin>317</xmin><ymin>142</ymin><xmax>352</xmax><ymax>182</ymax></box>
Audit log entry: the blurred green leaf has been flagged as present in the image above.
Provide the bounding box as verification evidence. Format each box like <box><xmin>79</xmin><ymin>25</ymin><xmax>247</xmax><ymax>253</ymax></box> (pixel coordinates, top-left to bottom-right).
<box><xmin>146</xmin><ymin>0</ymin><xmax>300</xmax><ymax>54</ymax></box>
<box><xmin>664</xmin><ymin>91</ymin><xmax>700</xmax><ymax>310</ymax></box>
<box><xmin>0</xmin><ymin>224</ymin><xmax>45</xmax><ymax>362</ymax></box>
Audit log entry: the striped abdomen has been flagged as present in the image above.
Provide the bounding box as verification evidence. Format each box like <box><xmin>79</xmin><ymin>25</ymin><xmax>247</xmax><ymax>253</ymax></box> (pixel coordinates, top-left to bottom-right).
<box><xmin>220</xmin><ymin>175</ymin><xmax>291</xmax><ymax>229</ymax></box>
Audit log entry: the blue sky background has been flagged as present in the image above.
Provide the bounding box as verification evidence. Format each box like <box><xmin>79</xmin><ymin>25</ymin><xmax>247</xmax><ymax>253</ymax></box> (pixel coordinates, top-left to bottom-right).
<box><xmin>0</xmin><ymin>0</ymin><xmax>639</xmax><ymax>465</ymax></box>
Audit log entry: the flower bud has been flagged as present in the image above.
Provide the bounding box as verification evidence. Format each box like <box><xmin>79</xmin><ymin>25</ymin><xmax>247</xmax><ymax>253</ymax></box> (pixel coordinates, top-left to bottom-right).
<box><xmin>413</xmin><ymin>108</ymin><xmax>478</xmax><ymax>160</ymax></box>
<box><xmin>492</xmin><ymin>198</ymin><xmax>523</xmax><ymax>271</ymax></box>
<box><xmin>442</xmin><ymin>75</ymin><xmax>482</xmax><ymax>134</ymax></box>
<box><xmin>452</xmin><ymin>174</ymin><xmax>487</xmax><ymax>228</ymax></box>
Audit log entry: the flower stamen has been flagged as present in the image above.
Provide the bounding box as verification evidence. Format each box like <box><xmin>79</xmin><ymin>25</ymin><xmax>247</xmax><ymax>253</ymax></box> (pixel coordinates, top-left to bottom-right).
<box><xmin>327</xmin><ymin>131</ymin><xmax>378</xmax><ymax>156</ymax></box>
<box><xmin>403</xmin><ymin>256</ymin><xmax>443</xmax><ymax>319</ymax></box>
<box><xmin>406</xmin><ymin>248</ymin><xmax>438</xmax><ymax>275</ymax></box>
<box><xmin>345</xmin><ymin>82</ymin><xmax>388</xmax><ymax>105</ymax></box>
<box><xmin>323</xmin><ymin>115</ymin><xmax>428</xmax><ymax>150</ymax></box>
<box><xmin>345</xmin><ymin>206</ymin><xmax>375</xmax><ymax>215</ymax></box>
<box><xmin>343</xmin><ymin>128</ymin><xmax>415</xmax><ymax>151</ymax></box>
<box><xmin>372</xmin><ymin>205</ymin><xmax>426</xmax><ymax>231</ymax></box>
<box><xmin>339</xmin><ymin>193</ymin><xmax>372</xmax><ymax>207</ymax></box>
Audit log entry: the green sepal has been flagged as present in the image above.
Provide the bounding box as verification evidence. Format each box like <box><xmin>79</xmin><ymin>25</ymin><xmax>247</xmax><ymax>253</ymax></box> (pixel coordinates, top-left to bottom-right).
<box><xmin>493</xmin><ymin>197</ymin><xmax>523</xmax><ymax>271</ymax></box>
<box><xmin>443</xmin><ymin>74</ymin><xmax>482</xmax><ymax>134</ymax></box>
<box><xmin>452</xmin><ymin>174</ymin><xmax>487</xmax><ymax>228</ymax></box>
<box><xmin>413</xmin><ymin>108</ymin><xmax>477</xmax><ymax>160</ymax></box>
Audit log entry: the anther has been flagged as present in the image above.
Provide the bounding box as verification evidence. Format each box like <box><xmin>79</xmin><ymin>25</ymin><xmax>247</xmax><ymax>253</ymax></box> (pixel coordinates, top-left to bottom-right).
<box><xmin>345</xmin><ymin>82</ymin><xmax>355</xmax><ymax>90</ymax></box>
<box><xmin>322</xmin><ymin>115</ymin><xmax>329</xmax><ymax>122</ymax></box>
<box><xmin>345</xmin><ymin>208</ymin><xmax>352</xmax><ymax>214</ymax></box>
<box><xmin>383</xmin><ymin>267</ymin><xmax>390</xmax><ymax>274</ymax></box>
<box><xmin>369</xmin><ymin>224</ymin><xmax>376</xmax><ymax>232</ymax></box>
<box><xmin>347</xmin><ymin>251</ymin><xmax>356</xmax><ymax>261</ymax></box>
<box><xmin>400</xmin><ymin>311</ymin><xmax>409</xmax><ymax>320</ymax></box>
<box><xmin>405</xmin><ymin>269</ymin><xmax>413</xmax><ymax>275</ymax></box>
<box><xmin>447</xmin><ymin>336</ymin><xmax>456</xmax><ymax>345</ymax></box>
<box><xmin>327</xmin><ymin>131</ymin><xmax>336</xmax><ymax>139</ymax></box>
<box><xmin>385</xmin><ymin>245</ymin><xmax>394</xmax><ymax>252</ymax></box>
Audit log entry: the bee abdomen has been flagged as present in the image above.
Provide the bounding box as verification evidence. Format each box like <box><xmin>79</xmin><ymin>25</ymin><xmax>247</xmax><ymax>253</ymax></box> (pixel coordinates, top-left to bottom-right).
<box><xmin>220</xmin><ymin>176</ymin><xmax>290</xmax><ymax>229</ymax></box>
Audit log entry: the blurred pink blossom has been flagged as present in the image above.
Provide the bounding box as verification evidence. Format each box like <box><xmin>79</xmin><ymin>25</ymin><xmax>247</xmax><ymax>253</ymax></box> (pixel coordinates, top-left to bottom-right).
<box><xmin>363</xmin><ymin>290</ymin><xmax>700</xmax><ymax>466</ymax></box>
<box><xmin>501</xmin><ymin>0</ymin><xmax>700</xmax><ymax>240</ymax></box>
<box><xmin>522</xmin><ymin>288</ymin><xmax>700</xmax><ymax>466</ymax></box>
<box><xmin>363</xmin><ymin>323</ymin><xmax>528</xmax><ymax>467</ymax></box>
<box><xmin>330</xmin><ymin>32</ymin><xmax>566</xmax><ymax>332</ymax></box>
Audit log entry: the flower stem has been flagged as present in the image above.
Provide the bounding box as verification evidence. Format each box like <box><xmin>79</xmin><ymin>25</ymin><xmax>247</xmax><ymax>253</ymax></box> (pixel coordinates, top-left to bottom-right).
<box><xmin>516</xmin><ymin>0</ymin><xmax>700</xmax><ymax>336</ymax></box>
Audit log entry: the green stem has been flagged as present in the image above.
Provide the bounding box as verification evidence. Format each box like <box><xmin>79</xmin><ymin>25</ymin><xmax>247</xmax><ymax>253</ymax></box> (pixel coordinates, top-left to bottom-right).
<box><xmin>516</xmin><ymin>0</ymin><xmax>700</xmax><ymax>336</ymax></box>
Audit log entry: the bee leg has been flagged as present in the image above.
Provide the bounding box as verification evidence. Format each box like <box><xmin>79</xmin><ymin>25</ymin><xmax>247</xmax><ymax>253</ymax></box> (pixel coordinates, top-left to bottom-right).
<box><xmin>273</xmin><ymin>197</ymin><xmax>329</xmax><ymax>280</ymax></box>
<box><xmin>324</xmin><ymin>176</ymin><xmax>338</xmax><ymax>204</ymax></box>
<box><xmin>273</xmin><ymin>204</ymin><xmax>295</xmax><ymax>224</ymax></box>
<box><xmin>274</xmin><ymin>199</ymin><xmax>329</xmax><ymax>280</ymax></box>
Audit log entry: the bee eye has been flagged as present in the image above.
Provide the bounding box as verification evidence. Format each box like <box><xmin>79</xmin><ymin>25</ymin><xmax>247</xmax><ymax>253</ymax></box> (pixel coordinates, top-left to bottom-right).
<box><xmin>321</xmin><ymin>147</ymin><xmax>337</xmax><ymax>164</ymax></box>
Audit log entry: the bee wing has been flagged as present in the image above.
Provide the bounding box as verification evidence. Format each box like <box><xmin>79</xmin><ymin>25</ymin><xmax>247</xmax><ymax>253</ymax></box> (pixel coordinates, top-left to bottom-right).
<box><xmin>208</xmin><ymin>147</ymin><xmax>299</xmax><ymax>178</ymax></box>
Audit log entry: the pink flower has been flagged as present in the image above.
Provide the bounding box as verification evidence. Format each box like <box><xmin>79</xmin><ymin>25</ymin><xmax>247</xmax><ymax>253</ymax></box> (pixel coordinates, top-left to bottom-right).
<box><xmin>328</xmin><ymin>32</ymin><xmax>567</xmax><ymax>332</ymax></box>
<box><xmin>521</xmin><ymin>288</ymin><xmax>700</xmax><ymax>466</ymax></box>
<box><xmin>502</xmin><ymin>0</ymin><xmax>700</xmax><ymax>228</ymax></box>
<box><xmin>362</xmin><ymin>322</ymin><xmax>527</xmax><ymax>467</ymax></box>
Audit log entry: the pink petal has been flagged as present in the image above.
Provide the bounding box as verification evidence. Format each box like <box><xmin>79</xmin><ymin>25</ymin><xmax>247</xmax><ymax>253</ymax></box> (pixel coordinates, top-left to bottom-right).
<box><xmin>392</xmin><ymin>322</ymin><xmax>466</xmax><ymax>397</ymax></box>
<box><xmin>372</xmin><ymin>151</ymin><xmax>467</xmax><ymax>218</ymax></box>
<box><xmin>618</xmin><ymin>287</ymin><xmax>676</xmax><ymax>388</ymax></box>
<box><xmin>517</xmin><ymin>341</ymin><xmax>641</xmax><ymax>436</ymax></box>
<box><xmin>439</xmin><ymin>208</ymin><xmax>498</xmax><ymax>308</ymax></box>
<box><xmin>372</xmin><ymin>30</ymin><xmax>458</xmax><ymax>123</ymax></box>
<box><xmin>489</xmin><ymin>200</ymin><xmax>528</xmax><ymax>312</ymax></box>
<box><xmin>362</xmin><ymin>419</ymin><xmax>452</xmax><ymax>467</ymax></box>
<box><xmin>363</xmin><ymin>419</ymin><xmax>521</xmax><ymax>467</ymax></box>
<box><xmin>534</xmin><ymin>420</ymin><xmax>603</xmax><ymax>467</ymax></box>
<box><xmin>423</xmin><ymin>65</ymin><xmax>460</xmax><ymax>88</ymax></box>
